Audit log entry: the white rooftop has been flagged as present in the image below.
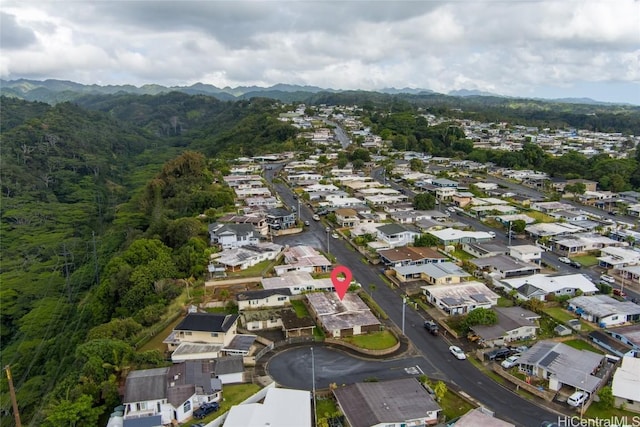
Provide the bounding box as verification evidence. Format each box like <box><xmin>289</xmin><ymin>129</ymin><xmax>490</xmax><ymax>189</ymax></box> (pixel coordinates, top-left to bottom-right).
<box><xmin>611</xmin><ymin>356</ymin><xmax>640</xmax><ymax>402</ymax></box>
<box><xmin>429</xmin><ymin>227</ymin><xmax>493</xmax><ymax>241</ymax></box>
<box><xmin>223</xmin><ymin>387</ymin><xmax>311</xmax><ymax>427</ymax></box>
<box><xmin>502</xmin><ymin>273</ymin><xmax>598</xmax><ymax>294</ymax></box>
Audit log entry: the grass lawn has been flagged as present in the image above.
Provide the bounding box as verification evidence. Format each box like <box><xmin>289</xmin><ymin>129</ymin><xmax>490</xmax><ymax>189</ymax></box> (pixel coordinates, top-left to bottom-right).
<box><xmin>440</xmin><ymin>390</ymin><xmax>476</xmax><ymax>421</ymax></box>
<box><xmin>342</xmin><ymin>330</ymin><xmax>397</xmax><ymax>350</ymax></box>
<box><xmin>497</xmin><ymin>297</ymin><xmax>514</xmax><ymax>307</ymax></box>
<box><xmin>451</xmin><ymin>249</ymin><xmax>474</xmax><ymax>260</ymax></box>
<box><xmin>139</xmin><ymin>314</ymin><xmax>184</xmax><ymax>352</ymax></box>
<box><xmin>542</xmin><ymin>307</ymin><xmax>596</xmax><ymax>332</ymax></box>
<box><xmin>562</xmin><ymin>339</ymin><xmax>604</xmax><ymax>354</ymax></box>
<box><xmin>315</xmin><ymin>397</ymin><xmax>339</xmax><ymax>418</ymax></box>
<box><xmin>359</xmin><ymin>292</ymin><xmax>389</xmax><ymax>320</ymax></box>
<box><xmin>571</xmin><ymin>255</ymin><xmax>599</xmax><ymax>267</ymax></box>
<box><xmin>290</xmin><ymin>300</ymin><xmax>310</xmax><ymax>318</ymax></box>
<box><xmin>585</xmin><ymin>400</ymin><xmax>639</xmax><ymax>420</ymax></box>
<box><xmin>523</xmin><ymin>210</ymin><xmax>556</xmax><ymax>223</ymax></box>
<box><xmin>226</xmin><ymin>259</ymin><xmax>272</xmax><ymax>277</ymax></box>
<box><xmin>182</xmin><ymin>383</ymin><xmax>262</xmax><ymax>426</ymax></box>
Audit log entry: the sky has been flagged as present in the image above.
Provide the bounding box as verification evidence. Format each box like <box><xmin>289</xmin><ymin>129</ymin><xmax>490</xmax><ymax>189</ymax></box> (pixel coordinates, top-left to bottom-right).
<box><xmin>1</xmin><ymin>0</ymin><xmax>639</xmax><ymax>105</ymax></box>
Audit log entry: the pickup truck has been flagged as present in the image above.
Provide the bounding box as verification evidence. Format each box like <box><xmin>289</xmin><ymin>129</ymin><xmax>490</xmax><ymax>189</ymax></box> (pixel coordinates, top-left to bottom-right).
<box><xmin>423</xmin><ymin>320</ymin><xmax>439</xmax><ymax>335</ymax></box>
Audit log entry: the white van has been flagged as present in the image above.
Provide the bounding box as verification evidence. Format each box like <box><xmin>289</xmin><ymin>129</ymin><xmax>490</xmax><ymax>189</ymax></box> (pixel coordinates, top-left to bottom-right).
<box><xmin>567</xmin><ymin>391</ymin><xmax>588</xmax><ymax>407</ymax></box>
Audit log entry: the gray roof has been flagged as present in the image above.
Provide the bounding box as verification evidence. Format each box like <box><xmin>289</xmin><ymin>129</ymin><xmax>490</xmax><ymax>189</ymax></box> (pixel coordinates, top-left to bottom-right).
<box><xmin>209</xmin><ymin>222</ymin><xmax>258</xmax><ymax>237</ymax></box>
<box><xmin>517</xmin><ymin>341</ymin><xmax>603</xmax><ymax>392</ymax></box>
<box><xmin>472</xmin><ymin>254</ymin><xmax>541</xmax><ymax>274</ymax></box>
<box><xmin>415</xmin><ymin>261</ymin><xmax>471</xmax><ymax>279</ymax></box>
<box><xmin>333</xmin><ymin>378</ymin><xmax>440</xmax><ymax>427</ymax></box>
<box><xmin>473</xmin><ymin>306</ymin><xmax>539</xmax><ymax>340</ymax></box>
<box><xmin>569</xmin><ymin>295</ymin><xmax>640</xmax><ymax>318</ymax></box>
<box><xmin>212</xmin><ymin>356</ymin><xmax>244</xmax><ymax>375</ymax></box>
<box><xmin>124</xmin><ymin>367</ymin><xmax>169</xmax><ymax>403</ymax></box>
<box><xmin>123</xmin><ymin>415</ymin><xmax>163</xmax><ymax>427</ymax></box>
<box><xmin>224</xmin><ymin>335</ymin><xmax>256</xmax><ymax>352</ymax></box>
<box><xmin>376</xmin><ymin>223</ymin><xmax>411</xmax><ymax>235</ymax></box>
<box><xmin>236</xmin><ymin>288</ymin><xmax>292</xmax><ymax>301</ymax></box>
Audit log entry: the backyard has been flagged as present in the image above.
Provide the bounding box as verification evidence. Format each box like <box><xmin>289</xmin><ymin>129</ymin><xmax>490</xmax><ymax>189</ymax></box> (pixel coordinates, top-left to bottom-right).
<box><xmin>182</xmin><ymin>383</ymin><xmax>262</xmax><ymax>426</ymax></box>
<box><xmin>562</xmin><ymin>339</ymin><xmax>604</xmax><ymax>354</ymax></box>
<box><xmin>440</xmin><ymin>389</ymin><xmax>477</xmax><ymax>421</ymax></box>
<box><xmin>542</xmin><ymin>306</ymin><xmax>596</xmax><ymax>332</ymax></box>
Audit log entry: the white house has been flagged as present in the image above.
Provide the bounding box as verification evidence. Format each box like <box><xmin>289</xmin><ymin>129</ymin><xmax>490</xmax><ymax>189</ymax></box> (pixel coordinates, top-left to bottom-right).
<box><xmin>208</xmin><ymin>223</ymin><xmax>260</xmax><ymax>249</ymax></box>
<box><xmin>500</xmin><ymin>273</ymin><xmax>598</xmax><ymax>301</ymax></box>
<box><xmin>422</xmin><ymin>281</ymin><xmax>499</xmax><ymax>316</ymax></box>
<box><xmin>611</xmin><ymin>356</ymin><xmax>640</xmax><ymax>413</ymax></box>
<box><xmin>123</xmin><ymin>363</ymin><xmax>223</xmax><ymax>425</ymax></box>
<box><xmin>224</xmin><ymin>387</ymin><xmax>311</xmax><ymax>427</ymax></box>
<box><xmin>376</xmin><ymin>224</ymin><xmax>420</xmax><ymax>248</ymax></box>
<box><xmin>261</xmin><ymin>271</ymin><xmax>334</xmax><ymax>295</ymax></box>
<box><xmin>509</xmin><ymin>244</ymin><xmax>543</xmax><ymax>264</ymax></box>
<box><xmin>428</xmin><ymin>227</ymin><xmax>494</xmax><ymax>245</ymax></box>
<box><xmin>568</xmin><ymin>295</ymin><xmax>640</xmax><ymax>327</ymax></box>
<box><xmin>236</xmin><ymin>288</ymin><xmax>292</xmax><ymax>311</ymax></box>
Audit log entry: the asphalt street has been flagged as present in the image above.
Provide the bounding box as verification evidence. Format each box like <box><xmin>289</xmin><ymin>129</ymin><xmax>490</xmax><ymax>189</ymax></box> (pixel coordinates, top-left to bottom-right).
<box><xmin>265</xmin><ymin>163</ymin><xmax>560</xmax><ymax>427</ymax></box>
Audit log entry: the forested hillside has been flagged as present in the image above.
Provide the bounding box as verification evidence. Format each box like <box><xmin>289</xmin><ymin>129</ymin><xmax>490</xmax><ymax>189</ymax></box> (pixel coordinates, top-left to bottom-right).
<box><xmin>0</xmin><ymin>95</ymin><xmax>298</xmax><ymax>426</ymax></box>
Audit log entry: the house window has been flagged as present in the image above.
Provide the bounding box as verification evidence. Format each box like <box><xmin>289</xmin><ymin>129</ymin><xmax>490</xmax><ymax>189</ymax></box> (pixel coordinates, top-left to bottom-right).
<box><xmin>611</xmin><ymin>316</ymin><xmax>618</xmax><ymax>321</ymax></box>
<box><xmin>211</xmin><ymin>332</ymin><xmax>219</xmax><ymax>337</ymax></box>
<box><xmin>183</xmin><ymin>401</ymin><xmax>191</xmax><ymax>412</ymax></box>
<box><xmin>185</xmin><ymin>331</ymin><xmax>192</xmax><ymax>336</ymax></box>
<box><xmin>277</xmin><ymin>296</ymin><xmax>287</xmax><ymax>301</ymax></box>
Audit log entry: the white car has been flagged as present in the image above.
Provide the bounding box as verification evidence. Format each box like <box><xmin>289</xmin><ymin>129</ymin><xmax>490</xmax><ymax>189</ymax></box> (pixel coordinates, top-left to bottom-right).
<box><xmin>312</xmin><ymin>214</ymin><xmax>320</xmax><ymax>221</ymax></box>
<box><xmin>558</xmin><ymin>257</ymin><xmax>571</xmax><ymax>264</ymax></box>
<box><xmin>501</xmin><ymin>355</ymin><xmax>519</xmax><ymax>369</ymax></box>
<box><xmin>331</xmin><ymin>232</ymin><xmax>339</xmax><ymax>239</ymax></box>
<box><xmin>449</xmin><ymin>346</ymin><xmax>466</xmax><ymax>360</ymax></box>
<box><xmin>600</xmin><ymin>275</ymin><xmax>615</xmax><ymax>284</ymax></box>
<box><xmin>488</xmin><ymin>231</ymin><xmax>496</xmax><ymax>238</ymax></box>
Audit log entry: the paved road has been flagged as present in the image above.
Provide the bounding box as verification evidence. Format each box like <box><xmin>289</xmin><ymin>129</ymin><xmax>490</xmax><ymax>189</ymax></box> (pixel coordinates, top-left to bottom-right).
<box><xmin>268</xmin><ymin>346</ymin><xmax>430</xmax><ymax>390</ymax></box>
<box><xmin>265</xmin><ymin>165</ymin><xmax>559</xmax><ymax>427</ymax></box>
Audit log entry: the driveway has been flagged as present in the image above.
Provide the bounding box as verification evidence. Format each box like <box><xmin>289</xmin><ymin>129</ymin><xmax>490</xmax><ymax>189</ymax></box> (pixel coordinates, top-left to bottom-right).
<box><xmin>267</xmin><ymin>346</ymin><xmax>433</xmax><ymax>390</ymax></box>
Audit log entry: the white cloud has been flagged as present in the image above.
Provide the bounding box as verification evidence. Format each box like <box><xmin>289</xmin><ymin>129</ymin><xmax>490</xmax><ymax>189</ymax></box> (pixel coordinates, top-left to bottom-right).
<box><xmin>1</xmin><ymin>0</ymin><xmax>639</xmax><ymax>104</ymax></box>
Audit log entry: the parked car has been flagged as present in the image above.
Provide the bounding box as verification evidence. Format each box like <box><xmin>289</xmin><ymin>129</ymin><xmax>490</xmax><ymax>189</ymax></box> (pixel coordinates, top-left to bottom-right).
<box><xmin>193</xmin><ymin>402</ymin><xmax>219</xmax><ymax>419</ymax></box>
<box><xmin>423</xmin><ymin>320</ymin><xmax>439</xmax><ymax>336</ymax></box>
<box><xmin>613</xmin><ymin>288</ymin><xmax>627</xmax><ymax>298</ymax></box>
<box><xmin>486</xmin><ymin>347</ymin><xmax>511</xmax><ymax>361</ymax></box>
<box><xmin>488</xmin><ymin>231</ymin><xmax>496</xmax><ymax>238</ymax></box>
<box><xmin>567</xmin><ymin>391</ymin><xmax>588</xmax><ymax>407</ymax></box>
<box><xmin>304</xmin><ymin>220</ymin><xmax>310</xmax><ymax>226</ymax></box>
<box><xmin>600</xmin><ymin>275</ymin><xmax>615</xmax><ymax>284</ymax></box>
<box><xmin>501</xmin><ymin>355</ymin><xmax>520</xmax><ymax>369</ymax></box>
<box><xmin>331</xmin><ymin>232</ymin><xmax>339</xmax><ymax>239</ymax></box>
<box><xmin>312</xmin><ymin>214</ymin><xmax>320</xmax><ymax>221</ymax></box>
<box><xmin>449</xmin><ymin>346</ymin><xmax>466</xmax><ymax>360</ymax></box>
<box><xmin>569</xmin><ymin>260</ymin><xmax>582</xmax><ymax>269</ymax></box>
<box><xmin>558</xmin><ymin>257</ymin><xmax>571</xmax><ymax>264</ymax></box>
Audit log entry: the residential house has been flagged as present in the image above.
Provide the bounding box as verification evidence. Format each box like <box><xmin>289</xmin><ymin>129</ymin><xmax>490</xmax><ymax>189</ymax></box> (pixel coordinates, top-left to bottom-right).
<box><xmin>462</xmin><ymin>242</ymin><xmax>506</xmax><ymax>258</ymax></box>
<box><xmin>598</xmin><ymin>246</ymin><xmax>640</xmax><ymax>269</ymax></box>
<box><xmin>208</xmin><ymin>223</ymin><xmax>260</xmax><ymax>249</ymax></box>
<box><xmin>421</xmin><ymin>281</ymin><xmax>499</xmax><ymax>316</ymax></box>
<box><xmin>377</xmin><ymin>246</ymin><xmax>447</xmax><ymax>267</ymax></box>
<box><xmin>265</xmin><ymin>208</ymin><xmax>297</xmax><ymax>233</ymax></box>
<box><xmin>261</xmin><ymin>271</ymin><xmax>334</xmax><ymax>295</ymax></box>
<box><xmin>428</xmin><ymin>227</ymin><xmax>494</xmax><ymax>245</ymax></box>
<box><xmin>212</xmin><ymin>242</ymin><xmax>282</xmax><ymax>272</ymax></box>
<box><xmin>376</xmin><ymin>224</ymin><xmax>420</xmax><ymax>248</ymax></box>
<box><xmin>333</xmin><ymin>378</ymin><xmax>441</xmax><ymax>427</ymax></box>
<box><xmin>607</xmin><ymin>323</ymin><xmax>640</xmax><ymax>357</ymax></box>
<box><xmin>587</xmin><ymin>331</ymin><xmax>635</xmax><ymax>358</ymax></box>
<box><xmin>273</xmin><ymin>245</ymin><xmax>332</xmax><ymax>276</ymax></box>
<box><xmin>280</xmin><ymin>308</ymin><xmax>316</xmax><ymax>338</ymax></box>
<box><xmin>471</xmin><ymin>255</ymin><xmax>541</xmax><ymax>279</ymax></box>
<box><xmin>165</xmin><ymin>313</ymin><xmax>238</xmax><ymax>352</ymax></box>
<box><xmin>306</xmin><ymin>292</ymin><xmax>380</xmax><ymax>338</ymax></box>
<box><xmin>122</xmin><ymin>362</ymin><xmax>223</xmax><ymax>425</ymax></box>
<box><xmin>393</xmin><ymin>261</ymin><xmax>471</xmax><ymax>284</ymax></box>
<box><xmin>470</xmin><ymin>307</ymin><xmax>540</xmax><ymax>347</ymax></box>
<box><xmin>516</xmin><ymin>341</ymin><xmax>604</xmax><ymax>394</ymax></box>
<box><xmin>552</xmin><ymin>233</ymin><xmax>622</xmax><ymax>256</ymax></box>
<box><xmin>525</xmin><ymin>222</ymin><xmax>585</xmax><ymax>239</ymax></box>
<box><xmin>223</xmin><ymin>387</ymin><xmax>311</xmax><ymax>427</ymax></box>
<box><xmin>509</xmin><ymin>245</ymin><xmax>543</xmax><ymax>264</ymax></box>
<box><xmin>452</xmin><ymin>408</ymin><xmax>515</xmax><ymax>427</ymax></box>
<box><xmin>390</xmin><ymin>210</ymin><xmax>448</xmax><ymax>224</ymax></box>
<box><xmin>617</xmin><ymin>265</ymin><xmax>640</xmax><ymax>286</ymax></box>
<box><xmin>568</xmin><ymin>295</ymin><xmax>640</xmax><ymax>327</ymax></box>
<box><xmin>335</xmin><ymin>208</ymin><xmax>360</xmax><ymax>227</ymax></box>
<box><xmin>500</xmin><ymin>273</ymin><xmax>598</xmax><ymax>301</ymax></box>
<box><xmin>530</xmin><ymin>201</ymin><xmax>575</xmax><ymax>213</ymax></box>
<box><xmin>611</xmin><ymin>356</ymin><xmax>640</xmax><ymax>413</ymax></box>
<box><xmin>236</xmin><ymin>288</ymin><xmax>292</xmax><ymax>311</ymax></box>
<box><xmin>218</xmin><ymin>213</ymin><xmax>269</xmax><ymax>236</ymax></box>
<box><xmin>242</xmin><ymin>309</ymin><xmax>284</xmax><ymax>332</ymax></box>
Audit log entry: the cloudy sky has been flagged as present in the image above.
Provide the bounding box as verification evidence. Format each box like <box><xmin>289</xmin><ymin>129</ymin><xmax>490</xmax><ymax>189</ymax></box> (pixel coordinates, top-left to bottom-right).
<box><xmin>2</xmin><ymin>0</ymin><xmax>639</xmax><ymax>104</ymax></box>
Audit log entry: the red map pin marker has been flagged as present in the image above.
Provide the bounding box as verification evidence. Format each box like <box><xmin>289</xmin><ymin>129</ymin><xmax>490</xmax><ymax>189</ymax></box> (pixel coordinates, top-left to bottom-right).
<box><xmin>331</xmin><ymin>265</ymin><xmax>352</xmax><ymax>301</ymax></box>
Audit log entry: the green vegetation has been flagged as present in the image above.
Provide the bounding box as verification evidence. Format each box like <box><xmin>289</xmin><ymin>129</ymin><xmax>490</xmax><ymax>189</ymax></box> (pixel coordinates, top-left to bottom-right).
<box><xmin>497</xmin><ymin>297</ymin><xmax>515</xmax><ymax>307</ymax></box>
<box><xmin>342</xmin><ymin>330</ymin><xmax>397</xmax><ymax>350</ymax></box>
<box><xmin>562</xmin><ymin>339</ymin><xmax>604</xmax><ymax>354</ymax></box>
<box><xmin>450</xmin><ymin>249</ymin><xmax>473</xmax><ymax>260</ymax></box>
<box><xmin>182</xmin><ymin>383</ymin><xmax>262</xmax><ymax>426</ymax></box>
<box><xmin>542</xmin><ymin>307</ymin><xmax>596</xmax><ymax>332</ymax></box>
<box><xmin>359</xmin><ymin>291</ymin><xmax>390</xmax><ymax>320</ymax></box>
<box><xmin>440</xmin><ymin>389</ymin><xmax>476</xmax><ymax>421</ymax></box>
<box><xmin>584</xmin><ymin>399</ymin><xmax>638</xmax><ymax>420</ymax></box>
<box><xmin>571</xmin><ymin>255</ymin><xmax>599</xmax><ymax>267</ymax></box>
<box><xmin>290</xmin><ymin>300</ymin><xmax>311</xmax><ymax>318</ymax></box>
<box><xmin>226</xmin><ymin>259</ymin><xmax>272</xmax><ymax>277</ymax></box>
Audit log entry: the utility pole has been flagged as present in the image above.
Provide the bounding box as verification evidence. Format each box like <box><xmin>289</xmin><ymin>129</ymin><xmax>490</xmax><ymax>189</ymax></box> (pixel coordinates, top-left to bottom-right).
<box><xmin>5</xmin><ymin>365</ymin><xmax>22</xmax><ymax>427</ymax></box>
<box><xmin>508</xmin><ymin>221</ymin><xmax>513</xmax><ymax>246</ymax></box>
<box><xmin>401</xmin><ymin>296</ymin><xmax>407</xmax><ymax>335</ymax></box>
<box><xmin>311</xmin><ymin>347</ymin><xmax>317</xmax><ymax>427</ymax></box>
